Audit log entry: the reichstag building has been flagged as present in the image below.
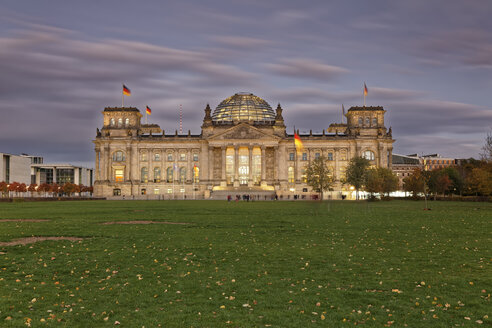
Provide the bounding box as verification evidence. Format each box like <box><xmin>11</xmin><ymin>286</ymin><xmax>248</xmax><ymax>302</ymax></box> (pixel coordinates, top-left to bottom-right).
<box><xmin>93</xmin><ymin>92</ymin><xmax>394</xmax><ymax>199</ymax></box>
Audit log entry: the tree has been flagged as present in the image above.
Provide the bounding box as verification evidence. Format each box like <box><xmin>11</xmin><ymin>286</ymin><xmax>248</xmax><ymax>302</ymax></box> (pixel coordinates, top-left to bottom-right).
<box><xmin>403</xmin><ymin>168</ymin><xmax>425</xmax><ymax>199</ymax></box>
<box><xmin>345</xmin><ymin>156</ymin><xmax>370</xmax><ymax>200</ymax></box>
<box><xmin>62</xmin><ymin>183</ymin><xmax>78</xmax><ymax>196</ymax></box>
<box><xmin>441</xmin><ymin>167</ymin><xmax>464</xmax><ymax>196</ymax></box>
<box><xmin>305</xmin><ymin>156</ymin><xmax>333</xmax><ymax>200</ymax></box>
<box><xmin>468</xmin><ymin>167</ymin><xmax>492</xmax><ymax>196</ymax></box>
<box><xmin>365</xmin><ymin>167</ymin><xmax>398</xmax><ymax>199</ymax></box>
<box><xmin>379</xmin><ymin>168</ymin><xmax>399</xmax><ymax>197</ymax></box>
<box><xmin>480</xmin><ymin>131</ymin><xmax>492</xmax><ymax>162</ymax></box>
<box><xmin>0</xmin><ymin>181</ymin><xmax>8</xmax><ymax>198</ymax></box>
<box><xmin>38</xmin><ymin>183</ymin><xmax>51</xmax><ymax>197</ymax></box>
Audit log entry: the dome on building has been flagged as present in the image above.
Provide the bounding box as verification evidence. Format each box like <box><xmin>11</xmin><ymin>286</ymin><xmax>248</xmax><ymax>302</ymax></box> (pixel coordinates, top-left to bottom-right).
<box><xmin>212</xmin><ymin>92</ymin><xmax>276</xmax><ymax>123</ymax></box>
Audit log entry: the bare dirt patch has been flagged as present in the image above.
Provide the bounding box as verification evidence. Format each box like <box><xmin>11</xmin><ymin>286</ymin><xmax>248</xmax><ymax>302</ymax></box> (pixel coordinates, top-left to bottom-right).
<box><xmin>0</xmin><ymin>219</ymin><xmax>50</xmax><ymax>222</ymax></box>
<box><xmin>0</xmin><ymin>236</ymin><xmax>84</xmax><ymax>247</ymax></box>
<box><xmin>101</xmin><ymin>220</ymin><xmax>189</xmax><ymax>225</ymax></box>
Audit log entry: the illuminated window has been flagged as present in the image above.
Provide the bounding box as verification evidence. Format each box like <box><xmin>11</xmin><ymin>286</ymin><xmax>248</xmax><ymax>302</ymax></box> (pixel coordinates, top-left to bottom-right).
<box><xmin>154</xmin><ymin>167</ymin><xmax>161</xmax><ymax>183</ymax></box>
<box><xmin>289</xmin><ymin>153</ymin><xmax>295</xmax><ymax>161</ymax></box>
<box><xmin>288</xmin><ymin>167</ymin><xmax>294</xmax><ymax>183</ymax></box>
<box><xmin>179</xmin><ymin>167</ymin><xmax>186</xmax><ymax>183</ymax></box>
<box><xmin>362</xmin><ymin>150</ymin><xmax>375</xmax><ymax>161</ymax></box>
<box><xmin>193</xmin><ymin>153</ymin><xmax>199</xmax><ymax>161</ymax></box>
<box><xmin>112</xmin><ymin>151</ymin><xmax>125</xmax><ymax>162</ymax></box>
<box><xmin>141</xmin><ymin>153</ymin><xmax>147</xmax><ymax>161</ymax></box>
<box><xmin>327</xmin><ymin>152</ymin><xmax>333</xmax><ymax>161</ymax></box>
<box><xmin>301</xmin><ymin>169</ymin><xmax>307</xmax><ymax>183</ymax></box>
<box><xmin>372</xmin><ymin>117</ymin><xmax>377</xmax><ymax>126</ymax></box>
<box><xmin>340</xmin><ymin>150</ymin><xmax>347</xmax><ymax>161</ymax></box>
<box><xmin>154</xmin><ymin>188</ymin><xmax>159</xmax><ymax>195</ymax></box>
<box><xmin>141</xmin><ymin>189</ymin><xmax>146</xmax><ymax>195</ymax></box>
<box><xmin>193</xmin><ymin>165</ymin><xmax>199</xmax><ymax>183</ymax></box>
<box><xmin>252</xmin><ymin>147</ymin><xmax>261</xmax><ymax>185</ymax></box>
<box><xmin>110</xmin><ymin>118</ymin><xmax>115</xmax><ymax>126</ymax></box>
<box><xmin>114</xmin><ymin>169</ymin><xmax>124</xmax><ymax>182</ymax></box>
<box><xmin>141</xmin><ymin>167</ymin><xmax>148</xmax><ymax>182</ymax></box>
<box><xmin>179</xmin><ymin>153</ymin><xmax>186</xmax><ymax>161</ymax></box>
<box><xmin>167</xmin><ymin>153</ymin><xmax>173</xmax><ymax>161</ymax></box>
<box><xmin>166</xmin><ymin>167</ymin><xmax>173</xmax><ymax>183</ymax></box>
<box><xmin>113</xmin><ymin>189</ymin><xmax>121</xmax><ymax>196</ymax></box>
<box><xmin>118</xmin><ymin>118</ymin><xmax>123</xmax><ymax>126</ymax></box>
<box><xmin>301</xmin><ymin>153</ymin><xmax>307</xmax><ymax>161</ymax></box>
<box><xmin>167</xmin><ymin>188</ymin><xmax>173</xmax><ymax>194</ymax></box>
<box><xmin>154</xmin><ymin>153</ymin><xmax>160</xmax><ymax>161</ymax></box>
<box><xmin>125</xmin><ymin>118</ymin><xmax>130</xmax><ymax>126</ymax></box>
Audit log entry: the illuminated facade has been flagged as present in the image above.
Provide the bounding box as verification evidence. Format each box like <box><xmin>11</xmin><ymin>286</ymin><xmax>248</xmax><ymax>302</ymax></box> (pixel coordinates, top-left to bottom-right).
<box><xmin>93</xmin><ymin>92</ymin><xmax>394</xmax><ymax>199</ymax></box>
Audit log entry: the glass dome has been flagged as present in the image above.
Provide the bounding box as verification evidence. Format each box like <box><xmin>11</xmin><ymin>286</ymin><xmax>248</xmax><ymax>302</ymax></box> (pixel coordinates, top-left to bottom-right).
<box><xmin>212</xmin><ymin>92</ymin><xmax>275</xmax><ymax>123</ymax></box>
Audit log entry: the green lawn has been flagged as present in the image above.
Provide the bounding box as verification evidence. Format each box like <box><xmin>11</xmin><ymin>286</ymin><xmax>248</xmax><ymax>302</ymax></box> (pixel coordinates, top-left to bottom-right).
<box><xmin>0</xmin><ymin>200</ymin><xmax>490</xmax><ymax>327</ymax></box>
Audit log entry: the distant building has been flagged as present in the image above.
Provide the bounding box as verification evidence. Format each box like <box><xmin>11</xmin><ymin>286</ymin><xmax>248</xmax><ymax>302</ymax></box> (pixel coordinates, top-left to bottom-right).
<box><xmin>0</xmin><ymin>152</ymin><xmax>93</xmax><ymax>187</ymax></box>
<box><xmin>420</xmin><ymin>154</ymin><xmax>457</xmax><ymax>171</ymax></box>
<box><xmin>392</xmin><ymin>154</ymin><xmax>422</xmax><ymax>189</ymax></box>
<box><xmin>31</xmin><ymin>163</ymin><xmax>93</xmax><ymax>187</ymax></box>
<box><xmin>94</xmin><ymin>92</ymin><xmax>394</xmax><ymax>199</ymax></box>
<box><xmin>0</xmin><ymin>153</ymin><xmax>32</xmax><ymax>184</ymax></box>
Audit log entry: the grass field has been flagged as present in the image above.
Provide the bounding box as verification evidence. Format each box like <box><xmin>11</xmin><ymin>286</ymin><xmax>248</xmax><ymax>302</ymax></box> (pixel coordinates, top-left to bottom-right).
<box><xmin>0</xmin><ymin>200</ymin><xmax>490</xmax><ymax>327</ymax></box>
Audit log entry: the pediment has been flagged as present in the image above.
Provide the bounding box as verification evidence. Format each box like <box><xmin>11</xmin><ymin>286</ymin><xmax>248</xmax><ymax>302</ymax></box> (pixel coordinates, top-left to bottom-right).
<box><xmin>209</xmin><ymin>123</ymin><xmax>279</xmax><ymax>141</ymax></box>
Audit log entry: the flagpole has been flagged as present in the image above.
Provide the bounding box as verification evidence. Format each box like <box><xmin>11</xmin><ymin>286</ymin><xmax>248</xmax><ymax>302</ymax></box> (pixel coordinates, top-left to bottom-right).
<box><xmin>146</xmin><ymin>112</ymin><xmax>148</xmax><ymax>125</ymax></box>
<box><xmin>122</xmin><ymin>84</ymin><xmax>124</xmax><ymax>107</ymax></box>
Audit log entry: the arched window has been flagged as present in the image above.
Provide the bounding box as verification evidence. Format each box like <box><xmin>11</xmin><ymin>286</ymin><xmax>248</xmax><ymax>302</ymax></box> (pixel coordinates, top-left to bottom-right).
<box><xmin>179</xmin><ymin>167</ymin><xmax>186</xmax><ymax>183</ymax></box>
<box><xmin>372</xmin><ymin>117</ymin><xmax>377</xmax><ymax>126</ymax></box>
<box><xmin>362</xmin><ymin>150</ymin><xmax>375</xmax><ymax>161</ymax></box>
<box><xmin>118</xmin><ymin>118</ymin><xmax>123</xmax><ymax>126</ymax></box>
<box><xmin>154</xmin><ymin>153</ymin><xmax>160</xmax><ymax>161</ymax></box>
<box><xmin>125</xmin><ymin>118</ymin><xmax>130</xmax><ymax>126</ymax></box>
<box><xmin>358</xmin><ymin>117</ymin><xmax>363</xmax><ymax>126</ymax></box>
<box><xmin>154</xmin><ymin>167</ymin><xmax>161</xmax><ymax>183</ymax></box>
<box><xmin>110</xmin><ymin>118</ymin><xmax>115</xmax><ymax>126</ymax></box>
<box><xmin>112</xmin><ymin>151</ymin><xmax>125</xmax><ymax>162</ymax></box>
<box><xmin>288</xmin><ymin>167</ymin><xmax>294</xmax><ymax>183</ymax></box>
<box><xmin>141</xmin><ymin>167</ymin><xmax>148</xmax><ymax>182</ymax></box>
<box><xmin>193</xmin><ymin>165</ymin><xmax>199</xmax><ymax>183</ymax></box>
<box><xmin>167</xmin><ymin>153</ymin><xmax>173</xmax><ymax>161</ymax></box>
<box><xmin>166</xmin><ymin>167</ymin><xmax>173</xmax><ymax>183</ymax></box>
<box><xmin>301</xmin><ymin>169</ymin><xmax>307</xmax><ymax>183</ymax></box>
<box><xmin>365</xmin><ymin>117</ymin><xmax>370</xmax><ymax>126</ymax></box>
<box><xmin>141</xmin><ymin>152</ymin><xmax>147</xmax><ymax>161</ymax></box>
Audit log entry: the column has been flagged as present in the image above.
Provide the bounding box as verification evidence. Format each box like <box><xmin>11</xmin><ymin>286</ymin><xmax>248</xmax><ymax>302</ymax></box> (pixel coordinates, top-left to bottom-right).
<box><xmin>53</xmin><ymin>166</ymin><xmax>57</xmax><ymax>185</ymax></box>
<box><xmin>221</xmin><ymin>146</ymin><xmax>226</xmax><ymax>181</ymax></box>
<box><xmin>248</xmin><ymin>146</ymin><xmax>253</xmax><ymax>184</ymax></box>
<box><xmin>274</xmin><ymin>146</ymin><xmax>279</xmax><ymax>181</ymax></box>
<box><xmin>201</xmin><ymin>143</ymin><xmax>208</xmax><ymax>183</ymax></box>
<box><xmin>187</xmin><ymin>149</ymin><xmax>192</xmax><ymax>181</ymax></box>
<box><xmin>148</xmin><ymin>149</ymin><xmax>153</xmax><ymax>182</ymax></box>
<box><xmin>95</xmin><ymin>148</ymin><xmax>100</xmax><ymax>181</ymax></box>
<box><xmin>208</xmin><ymin>147</ymin><xmax>214</xmax><ymax>183</ymax></box>
<box><xmin>126</xmin><ymin>146</ymin><xmax>131</xmax><ymax>181</ymax></box>
<box><xmin>333</xmin><ymin>148</ymin><xmax>340</xmax><ymax>180</ymax></box>
<box><xmin>261</xmin><ymin>146</ymin><xmax>266</xmax><ymax>181</ymax></box>
<box><xmin>234</xmin><ymin>146</ymin><xmax>239</xmax><ymax>182</ymax></box>
<box><xmin>105</xmin><ymin>145</ymin><xmax>110</xmax><ymax>181</ymax></box>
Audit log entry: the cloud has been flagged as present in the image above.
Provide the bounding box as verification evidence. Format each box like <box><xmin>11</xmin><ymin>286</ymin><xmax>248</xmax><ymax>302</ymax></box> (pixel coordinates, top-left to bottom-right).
<box><xmin>211</xmin><ymin>35</ymin><xmax>271</xmax><ymax>49</ymax></box>
<box><xmin>408</xmin><ymin>28</ymin><xmax>492</xmax><ymax>68</ymax></box>
<box><xmin>265</xmin><ymin>58</ymin><xmax>349</xmax><ymax>82</ymax></box>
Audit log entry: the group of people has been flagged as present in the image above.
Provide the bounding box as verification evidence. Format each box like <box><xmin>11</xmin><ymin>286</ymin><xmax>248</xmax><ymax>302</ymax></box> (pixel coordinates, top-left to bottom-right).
<box><xmin>227</xmin><ymin>194</ymin><xmax>279</xmax><ymax>202</ymax></box>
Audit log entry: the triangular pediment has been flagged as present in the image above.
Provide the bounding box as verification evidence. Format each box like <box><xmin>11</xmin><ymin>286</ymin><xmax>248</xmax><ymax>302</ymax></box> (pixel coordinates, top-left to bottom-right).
<box><xmin>208</xmin><ymin>123</ymin><xmax>280</xmax><ymax>140</ymax></box>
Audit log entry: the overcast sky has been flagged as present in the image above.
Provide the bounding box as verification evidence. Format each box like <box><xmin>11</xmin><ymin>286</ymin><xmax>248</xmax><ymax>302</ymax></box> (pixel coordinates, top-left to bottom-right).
<box><xmin>0</xmin><ymin>0</ymin><xmax>491</xmax><ymax>167</ymax></box>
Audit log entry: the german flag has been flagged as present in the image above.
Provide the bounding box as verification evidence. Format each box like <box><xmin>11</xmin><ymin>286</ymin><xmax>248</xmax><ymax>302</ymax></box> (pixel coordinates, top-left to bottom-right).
<box><xmin>146</xmin><ymin>106</ymin><xmax>152</xmax><ymax>115</ymax></box>
<box><xmin>123</xmin><ymin>84</ymin><xmax>131</xmax><ymax>96</ymax></box>
<box><xmin>294</xmin><ymin>133</ymin><xmax>304</xmax><ymax>153</ymax></box>
<box><xmin>364</xmin><ymin>83</ymin><xmax>368</xmax><ymax>96</ymax></box>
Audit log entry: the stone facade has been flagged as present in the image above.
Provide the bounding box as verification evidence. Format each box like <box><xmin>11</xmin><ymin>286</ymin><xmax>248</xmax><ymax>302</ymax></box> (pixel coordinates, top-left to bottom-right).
<box><xmin>93</xmin><ymin>93</ymin><xmax>394</xmax><ymax>199</ymax></box>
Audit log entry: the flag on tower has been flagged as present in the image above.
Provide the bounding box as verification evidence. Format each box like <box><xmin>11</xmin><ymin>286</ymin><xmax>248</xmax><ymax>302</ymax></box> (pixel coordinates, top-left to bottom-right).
<box><xmin>123</xmin><ymin>84</ymin><xmax>131</xmax><ymax>96</ymax></box>
<box><xmin>294</xmin><ymin>132</ymin><xmax>304</xmax><ymax>153</ymax></box>
<box><xmin>364</xmin><ymin>83</ymin><xmax>368</xmax><ymax>96</ymax></box>
<box><xmin>146</xmin><ymin>106</ymin><xmax>152</xmax><ymax>115</ymax></box>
